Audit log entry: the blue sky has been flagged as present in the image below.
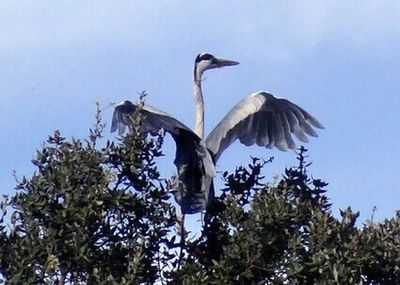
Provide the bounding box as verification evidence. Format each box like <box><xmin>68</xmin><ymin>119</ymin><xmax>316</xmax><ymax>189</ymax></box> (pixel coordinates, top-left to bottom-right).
<box><xmin>1</xmin><ymin>1</ymin><xmax>399</xmax><ymax>223</ymax></box>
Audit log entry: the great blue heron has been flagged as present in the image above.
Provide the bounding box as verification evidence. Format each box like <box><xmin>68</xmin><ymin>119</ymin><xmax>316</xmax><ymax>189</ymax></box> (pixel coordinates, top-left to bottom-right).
<box><xmin>111</xmin><ymin>52</ymin><xmax>323</xmax><ymax>214</ymax></box>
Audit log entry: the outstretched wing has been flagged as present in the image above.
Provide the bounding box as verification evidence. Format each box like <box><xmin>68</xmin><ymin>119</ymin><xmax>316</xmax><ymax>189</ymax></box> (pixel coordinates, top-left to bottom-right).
<box><xmin>111</xmin><ymin>101</ymin><xmax>190</xmax><ymax>136</ymax></box>
<box><xmin>205</xmin><ymin>92</ymin><xmax>324</xmax><ymax>162</ymax></box>
<box><xmin>111</xmin><ymin>100</ymin><xmax>215</xmax><ymax>214</ymax></box>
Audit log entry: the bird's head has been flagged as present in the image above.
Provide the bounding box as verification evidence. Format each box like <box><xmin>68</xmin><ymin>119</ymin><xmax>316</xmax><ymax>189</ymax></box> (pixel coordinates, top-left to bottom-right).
<box><xmin>120</xmin><ymin>100</ymin><xmax>134</xmax><ymax>106</ymax></box>
<box><xmin>194</xmin><ymin>52</ymin><xmax>239</xmax><ymax>82</ymax></box>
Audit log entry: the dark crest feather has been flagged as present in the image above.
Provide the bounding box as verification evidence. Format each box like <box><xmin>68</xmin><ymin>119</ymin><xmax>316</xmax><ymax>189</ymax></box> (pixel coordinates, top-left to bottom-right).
<box><xmin>195</xmin><ymin>53</ymin><xmax>214</xmax><ymax>63</ymax></box>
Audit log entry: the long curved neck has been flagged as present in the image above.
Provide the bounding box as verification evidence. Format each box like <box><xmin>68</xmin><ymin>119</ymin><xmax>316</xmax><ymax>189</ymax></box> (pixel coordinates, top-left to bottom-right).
<box><xmin>193</xmin><ymin>77</ymin><xmax>205</xmax><ymax>139</ymax></box>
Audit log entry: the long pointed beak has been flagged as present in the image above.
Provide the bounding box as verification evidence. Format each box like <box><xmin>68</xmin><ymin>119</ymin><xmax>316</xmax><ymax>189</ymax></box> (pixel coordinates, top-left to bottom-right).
<box><xmin>215</xmin><ymin>58</ymin><xmax>240</xmax><ymax>68</ymax></box>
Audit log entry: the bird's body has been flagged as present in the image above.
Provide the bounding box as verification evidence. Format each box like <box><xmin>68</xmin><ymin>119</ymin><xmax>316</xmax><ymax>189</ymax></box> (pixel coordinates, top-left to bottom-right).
<box><xmin>111</xmin><ymin>52</ymin><xmax>323</xmax><ymax>214</ymax></box>
<box><xmin>111</xmin><ymin>101</ymin><xmax>216</xmax><ymax>214</ymax></box>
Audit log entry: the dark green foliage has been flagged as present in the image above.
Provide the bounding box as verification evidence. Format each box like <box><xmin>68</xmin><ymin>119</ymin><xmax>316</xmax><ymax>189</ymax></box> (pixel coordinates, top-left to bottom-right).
<box><xmin>179</xmin><ymin>148</ymin><xmax>400</xmax><ymax>284</ymax></box>
<box><xmin>0</xmin><ymin>104</ymin><xmax>177</xmax><ymax>284</ymax></box>
<box><xmin>1</xmin><ymin>104</ymin><xmax>399</xmax><ymax>284</ymax></box>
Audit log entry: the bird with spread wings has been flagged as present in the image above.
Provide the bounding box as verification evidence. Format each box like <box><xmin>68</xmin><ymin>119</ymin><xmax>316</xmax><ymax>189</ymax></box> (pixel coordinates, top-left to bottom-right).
<box><xmin>111</xmin><ymin>53</ymin><xmax>323</xmax><ymax>214</ymax></box>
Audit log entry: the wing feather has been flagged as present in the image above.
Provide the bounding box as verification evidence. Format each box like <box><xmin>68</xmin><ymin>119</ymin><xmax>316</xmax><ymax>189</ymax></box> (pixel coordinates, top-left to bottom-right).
<box><xmin>257</xmin><ymin>115</ymin><xmax>269</xmax><ymax>146</ymax></box>
<box><xmin>289</xmin><ymin>106</ymin><xmax>318</xmax><ymax>137</ymax></box>
<box><xmin>273</xmin><ymin>113</ymin><xmax>289</xmax><ymax>151</ymax></box>
<box><xmin>280</xmin><ymin>113</ymin><xmax>296</xmax><ymax>150</ymax></box>
<box><xmin>266</xmin><ymin>113</ymin><xmax>276</xmax><ymax>148</ymax></box>
<box><xmin>205</xmin><ymin>92</ymin><xmax>323</xmax><ymax>161</ymax></box>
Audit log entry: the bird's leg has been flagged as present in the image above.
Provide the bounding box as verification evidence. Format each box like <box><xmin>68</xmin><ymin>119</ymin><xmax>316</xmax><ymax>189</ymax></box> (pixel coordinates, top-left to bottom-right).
<box><xmin>177</xmin><ymin>213</ymin><xmax>186</xmax><ymax>271</ymax></box>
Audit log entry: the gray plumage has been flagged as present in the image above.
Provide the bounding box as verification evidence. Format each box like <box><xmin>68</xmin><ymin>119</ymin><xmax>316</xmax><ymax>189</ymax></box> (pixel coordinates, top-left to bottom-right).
<box><xmin>111</xmin><ymin>52</ymin><xmax>323</xmax><ymax>214</ymax></box>
<box><xmin>205</xmin><ymin>91</ymin><xmax>324</xmax><ymax>162</ymax></box>
<box><xmin>111</xmin><ymin>101</ymin><xmax>189</xmax><ymax>135</ymax></box>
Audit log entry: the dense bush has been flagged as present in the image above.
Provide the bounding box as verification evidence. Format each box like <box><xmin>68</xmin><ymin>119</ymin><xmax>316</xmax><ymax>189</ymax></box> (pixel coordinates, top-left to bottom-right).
<box><xmin>0</xmin><ymin>105</ymin><xmax>399</xmax><ymax>284</ymax></box>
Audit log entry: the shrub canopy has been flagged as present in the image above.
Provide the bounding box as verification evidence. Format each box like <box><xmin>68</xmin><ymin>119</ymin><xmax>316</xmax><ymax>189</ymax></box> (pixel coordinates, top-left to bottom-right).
<box><xmin>0</xmin><ymin>105</ymin><xmax>399</xmax><ymax>284</ymax></box>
